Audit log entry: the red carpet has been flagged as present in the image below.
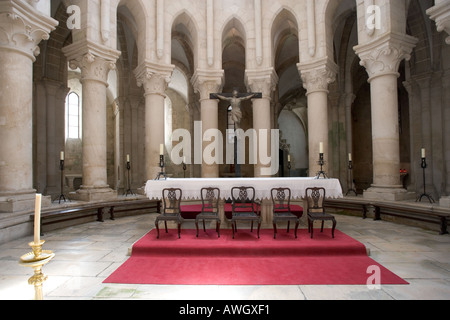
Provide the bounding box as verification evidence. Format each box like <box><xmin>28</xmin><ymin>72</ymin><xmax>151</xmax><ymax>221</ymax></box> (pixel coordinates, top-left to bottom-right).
<box><xmin>104</xmin><ymin>229</ymin><xmax>408</xmax><ymax>286</ymax></box>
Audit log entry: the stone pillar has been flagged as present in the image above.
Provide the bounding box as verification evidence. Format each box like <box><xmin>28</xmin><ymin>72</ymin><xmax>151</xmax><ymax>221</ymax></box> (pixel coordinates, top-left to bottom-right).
<box><xmin>440</xmin><ymin>71</ymin><xmax>450</xmax><ymax>207</ymax></box>
<box><xmin>0</xmin><ymin>1</ymin><xmax>57</xmax><ymax>212</ymax></box>
<box><xmin>135</xmin><ymin>62</ymin><xmax>174</xmax><ymax>181</ymax></box>
<box><xmin>63</xmin><ymin>43</ymin><xmax>120</xmax><ymax>201</ymax></box>
<box><xmin>298</xmin><ymin>59</ymin><xmax>338</xmax><ymax>178</ymax></box>
<box><xmin>246</xmin><ymin>69</ymin><xmax>278</xmax><ymax>177</ymax></box>
<box><xmin>355</xmin><ymin>33</ymin><xmax>417</xmax><ymax>200</ymax></box>
<box><xmin>192</xmin><ymin>70</ymin><xmax>224</xmax><ymax>178</ymax></box>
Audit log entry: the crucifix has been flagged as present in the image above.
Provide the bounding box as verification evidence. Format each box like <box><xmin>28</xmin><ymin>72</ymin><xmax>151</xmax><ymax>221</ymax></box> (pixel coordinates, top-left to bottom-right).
<box><xmin>210</xmin><ymin>89</ymin><xmax>262</xmax><ymax>177</ymax></box>
<box><xmin>210</xmin><ymin>89</ymin><xmax>262</xmax><ymax>129</ymax></box>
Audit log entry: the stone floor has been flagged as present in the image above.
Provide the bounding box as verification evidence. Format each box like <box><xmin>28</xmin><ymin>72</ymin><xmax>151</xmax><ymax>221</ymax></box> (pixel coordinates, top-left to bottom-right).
<box><xmin>0</xmin><ymin>212</ymin><xmax>449</xmax><ymax>300</ymax></box>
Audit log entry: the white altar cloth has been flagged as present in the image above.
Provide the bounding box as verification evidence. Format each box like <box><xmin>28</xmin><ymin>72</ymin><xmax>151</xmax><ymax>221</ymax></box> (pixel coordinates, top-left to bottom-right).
<box><xmin>145</xmin><ymin>178</ymin><xmax>343</xmax><ymax>201</ymax></box>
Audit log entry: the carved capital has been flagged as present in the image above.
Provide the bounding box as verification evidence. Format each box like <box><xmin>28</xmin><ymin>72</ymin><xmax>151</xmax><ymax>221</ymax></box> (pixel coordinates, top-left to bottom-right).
<box><xmin>191</xmin><ymin>69</ymin><xmax>224</xmax><ymax>101</ymax></box>
<box><xmin>69</xmin><ymin>53</ymin><xmax>116</xmax><ymax>85</ymax></box>
<box><xmin>298</xmin><ymin>58</ymin><xmax>338</xmax><ymax>95</ymax></box>
<box><xmin>245</xmin><ymin>68</ymin><xmax>278</xmax><ymax>99</ymax></box>
<box><xmin>354</xmin><ymin>32</ymin><xmax>418</xmax><ymax>81</ymax></box>
<box><xmin>134</xmin><ymin>61</ymin><xmax>174</xmax><ymax>96</ymax></box>
<box><xmin>0</xmin><ymin>1</ymin><xmax>58</xmax><ymax>60</ymax></box>
<box><xmin>427</xmin><ymin>1</ymin><xmax>450</xmax><ymax>45</ymax></box>
<box><xmin>63</xmin><ymin>39</ymin><xmax>120</xmax><ymax>85</ymax></box>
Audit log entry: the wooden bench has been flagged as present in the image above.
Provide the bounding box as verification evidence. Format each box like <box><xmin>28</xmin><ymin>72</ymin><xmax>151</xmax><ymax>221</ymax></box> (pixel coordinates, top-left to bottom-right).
<box><xmin>32</xmin><ymin>199</ymin><xmax>161</xmax><ymax>234</ymax></box>
<box><xmin>324</xmin><ymin>197</ymin><xmax>450</xmax><ymax>235</ymax></box>
<box><xmin>372</xmin><ymin>202</ymin><xmax>450</xmax><ymax>235</ymax></box>
<box><xmin>325</xmin><ymin>198</ymin><xmax>373</xmax><ymax>219</ymax></box>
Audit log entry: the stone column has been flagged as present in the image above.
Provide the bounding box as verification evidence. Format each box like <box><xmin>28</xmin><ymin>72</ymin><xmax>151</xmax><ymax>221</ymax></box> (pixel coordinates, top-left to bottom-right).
<box><xmin>246</xmin><ymin>68</ymin><xmax>278</xmax><ymax>177</ymax></box>
<box><xmin>135</xmin><ymin>62</ymin><xmax>174</xmax><ymax>181</ymax></box>
<box><xmin>355</xmin><ymin>33</ymin><xmax>417</xmax><ymax>200</ymax></box>
<box><xmin>298</xmin><ymin>59</ymin><xmax>338</xmax><ymax>178</ymax></box>
<box><xmin>192</xmin><ymin>70</ymin><xmax>224</xmax><ymax>178</ymax></box>
<box><xmin>0</xmin><ymin>1</ymin><xmax>57</xmax><ymax>212</ymax></box>
<box><xmin>63</xmin><ymin>43</ymin><xmax>120</xmax><ymax>201</ymax></box>
<box><xmin>440</xmin><ymin>71</ymin><xmax>450</xmax><ymax>207</ymax></box>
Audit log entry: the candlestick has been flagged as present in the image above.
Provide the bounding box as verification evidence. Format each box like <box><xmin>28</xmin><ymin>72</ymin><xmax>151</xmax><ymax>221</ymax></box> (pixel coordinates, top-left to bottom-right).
<box><xmin>58</xmin><ymin>157</ymin><xmax>67</xmax><ymax>204</ymax></box>
<box><xmin>155</xmin><ymin>154</ymin><xmax>167</xmax><ymax>180</ymax></box>
<box><xmin>124</xmin><ymin>157</ymin><xmax>135</xmax><ymax>197</ymax></box>
<box><xmin>416</xmin><ymin>155</ymin><xmax>435</xmax><ymax>203</ymax></box>
<box><xmin>34</xmin><ymin>194</ymin><xmax>42</xmax><ymax>244</ymax></box>
<box><xmin>19</xmin><ymin>241</ymin><xmax>55</xmax><ymax>300</ymax></box>
<box><xmin>316</xmin><ymin>152</ymin><xmax>328</xmax><ymax>179</ymax></box>
<box><xmin>346</xmin><ymin>160</ymin><xmax>357</xmax><ymax>196</ymax></box>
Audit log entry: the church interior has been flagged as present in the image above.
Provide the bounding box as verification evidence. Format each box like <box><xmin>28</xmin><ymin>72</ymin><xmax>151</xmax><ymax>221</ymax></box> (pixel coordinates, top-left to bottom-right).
<box><xmin>0</xmin><ymin>0</ymin><xmax>449</xmax><ymax>301</ymax></box>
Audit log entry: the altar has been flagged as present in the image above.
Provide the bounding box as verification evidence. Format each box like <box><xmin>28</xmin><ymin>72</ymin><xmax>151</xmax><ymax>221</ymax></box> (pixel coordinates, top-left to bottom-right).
<box><xmin>145</xmin><ymin>177</ymin><xmax>343</xmax><ymax>200</ymax></box>
<box><xmin>145</xmin><ymin>178</ymin><xmax>343</xmax><ymax>224</ymax></box>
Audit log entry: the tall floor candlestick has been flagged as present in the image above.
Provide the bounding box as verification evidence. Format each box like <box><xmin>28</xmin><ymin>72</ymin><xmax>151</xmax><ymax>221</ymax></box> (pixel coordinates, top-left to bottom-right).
<box><xmin>416</xmin><ymin>156</ymin><xmax>435</xmax><ymax>203</ymax></box>
<box><xmin>58</xmin><ymin>158</ymin><xmax>67</xmax><ymax>204</ymax></box>
<box><xmin>346</xmin><ymin>160</ymin><xmax>357</xmax><ymax>196</ymax></box>
<box><xmin>124</xmin><ymin>159</ymin><xmax>135</xmax><ymax>196</ymax></box>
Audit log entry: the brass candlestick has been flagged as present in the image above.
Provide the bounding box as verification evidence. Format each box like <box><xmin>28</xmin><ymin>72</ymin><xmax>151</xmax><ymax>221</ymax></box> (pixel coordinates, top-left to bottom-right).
<box><xmin>19</xmin><ymin>240</ymin><xmax>55</xmax><ymax>300</ymax></box>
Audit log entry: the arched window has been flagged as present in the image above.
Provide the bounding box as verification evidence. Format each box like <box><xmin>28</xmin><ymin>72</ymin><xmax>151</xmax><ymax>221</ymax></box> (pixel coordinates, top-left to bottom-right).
<box><xmin>65</xmin><ymin>92</ymin><xmax>81</xmax><ymax>139</ymax></box>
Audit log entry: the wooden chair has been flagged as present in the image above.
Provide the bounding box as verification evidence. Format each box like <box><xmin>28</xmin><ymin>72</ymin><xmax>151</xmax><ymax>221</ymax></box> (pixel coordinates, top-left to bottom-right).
<box><xmin>271</xmin><ymin>188</ymin><xmax>300</xmax><ymax>239</ymax></box>
<box><xmin>230</xmin><ymin>186</ymin><xmax>261</xmax><ymax>239</ymax></box>
<box><xmin>155</xmin><ymin>188</ymin><xmax>183</xmax><ymax>239</ymax></box>
<box><xmin>306</xmin><ymin>187</ymin><xmax>336</xmax><ymax>239</ymax></box>
<box><xmin>195</xmin><ymin>187</ymin><xmax>221</xmax><ymax>238</ymax></box>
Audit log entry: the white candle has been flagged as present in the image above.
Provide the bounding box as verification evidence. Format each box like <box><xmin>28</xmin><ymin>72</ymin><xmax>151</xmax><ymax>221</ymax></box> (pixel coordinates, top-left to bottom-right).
<box><xmin>319</xmin><ymin>142</ymin><xmax>324</xmax><ymax>154</ymax></box>
<box><xmin>127</xmin><ymin>154</ymin><xmax>130</xmax><ymax>163</ymax></box>
<box><xmin>34</xmin><ymin>194</ymin><xmax>42</xmax><ymax>244</ymax></box>
<box><xmin>183</xmin><ymin>156</ymin><xmax>186</xmax><ymax>163</ymax></box>
<box><xmin>421</xmin><ymin>148</ymin><xmax>426</xmax><ymax>159</ymax></box>
<box><xmin>60</xmin><ymin>151</ymin><xmax>64</xmax><ymax>161</ymax></box>
<box><xmin>160</xmin><ymin>144</ymin><xmax>164</xmax><ymax>156</ymax></box>
<box><xmin>349</xmin><ymin>153</ymin><xmax>352</xmax><ymax>162</ymax></box>
<box><xmin>288</xmin><ymin>155</ymin><xmax>291</xmax><ymax>162</ymax></box>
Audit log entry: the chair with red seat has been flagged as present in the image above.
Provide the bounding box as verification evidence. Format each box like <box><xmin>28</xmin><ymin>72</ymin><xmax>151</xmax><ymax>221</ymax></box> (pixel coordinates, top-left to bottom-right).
<box><xmin>195</xmin><ymin>187</ymin><xmax>221</xmax><ymax>238</ymax></box>
<box><xmin>306</xmin><ymin>187</ymin><xmax>336</xmax><ymax>239</ymax></box>
<box><xmin>230</xmin><ymin>186</ymin><xmax>261</xmax><ymax>239</ymax></box>
<box><xmin>271</xmin><ymin>188</ymin><xmax>300</xmax><ymax>239</ymax></box>
<box><xmin>155</xmin><ymin>188</ymin><xmax>183</xmax><ymax>239</ymax></box>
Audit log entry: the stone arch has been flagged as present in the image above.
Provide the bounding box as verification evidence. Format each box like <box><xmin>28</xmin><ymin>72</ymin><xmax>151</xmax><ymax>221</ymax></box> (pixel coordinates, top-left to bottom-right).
<box><xmin>171</xmin><ymin>10</ymin><xmax>199</xmax><ymax>72</ymax></box>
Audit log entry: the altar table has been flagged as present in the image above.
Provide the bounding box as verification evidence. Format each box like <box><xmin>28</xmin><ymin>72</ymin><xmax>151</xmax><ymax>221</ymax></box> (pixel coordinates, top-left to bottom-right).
<box><xmin>145</xmin><ymin>177</ymin><xmax>343</xmax><ymax>201</ymax></box>
<box><xmin>145</xmin><ymin>178</ymin><xmax>343</xmax><ymax>224</ymax></box>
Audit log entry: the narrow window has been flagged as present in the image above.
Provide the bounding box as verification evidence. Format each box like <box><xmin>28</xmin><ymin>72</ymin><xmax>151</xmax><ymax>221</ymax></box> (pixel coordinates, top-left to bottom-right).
<box><xmin>65</xmin><ymin>92</ymin><xmax>81</xmax><ymax>139</ymax></box>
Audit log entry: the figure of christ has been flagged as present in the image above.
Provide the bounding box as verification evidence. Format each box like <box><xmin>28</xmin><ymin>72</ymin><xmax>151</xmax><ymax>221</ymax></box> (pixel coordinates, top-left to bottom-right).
<box><xmin>211</xmin><ymin>89</ymin><xmax>261</xmax><ymax>129</ymax></box>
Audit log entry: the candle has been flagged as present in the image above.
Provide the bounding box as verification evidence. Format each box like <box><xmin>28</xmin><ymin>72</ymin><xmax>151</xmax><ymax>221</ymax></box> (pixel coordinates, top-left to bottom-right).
<box><xmin>349</xmin><ymin>153</ymin><xmax>352</xmax><ymax>162</ymax></box>
<box><xmin>319</xmin><ymin>142</ymin><xmax>324</xmax><ymax>154</ymax></box>
<box><xmin>127</xmin><ymin>154</ymin><xmax>130</xmax><ymax>163</ymax></box>
<box><xmin>34</xmin><ymin>194</ymin><xmax>42</xmax><ymax>244</ymax></box>
<box><xmin>288</xmin><ymin>155</ymin><xmax>291</xmax><ymax>162</ymax></box>
<box><xmin>160</xmin><ymin>144</ymin><xmax>164</xmax><ymax>156</ymax></box>
<box><xmin>60</xmin><ymin>151</ymin><xmax>64</xmax><ymax>161</ymax></box>
<box><xmin>183</xmin><ymin>156</ymin><xmax>186</xmax><ymax>163</ymax></box>
<box><xmin>421</xmin><ymin>148</ymin><xmax>426</xmax><ymax>159</ymax></box>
